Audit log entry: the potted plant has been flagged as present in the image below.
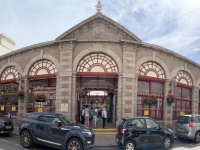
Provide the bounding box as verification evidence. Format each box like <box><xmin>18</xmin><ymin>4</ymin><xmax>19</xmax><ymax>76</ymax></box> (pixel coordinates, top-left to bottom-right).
<box><xmin>16</xmin><ymin>90</ymin><xmax>25</xmax><ymax>100</ymax></box>
<box><xmin>34</xmin><ymin>94</ymin><xmax>46</xmax><ymax>102</ymax></box>
<box><xmin>166</xmin><ymin>94</ymin><xmax>176</xmax><ymax>104</ymax></box>
<box><xmin>144</xmin><ymin>96</ymin><xmax>157</xmax><ymax>105</ymax></box>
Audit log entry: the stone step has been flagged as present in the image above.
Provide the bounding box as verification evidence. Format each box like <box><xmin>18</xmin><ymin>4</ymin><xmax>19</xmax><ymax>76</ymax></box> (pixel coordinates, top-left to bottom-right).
<box><xmin>93</xmin><ymin>128</ymin><xmax>117</xmax><ymax>135</ymax></box>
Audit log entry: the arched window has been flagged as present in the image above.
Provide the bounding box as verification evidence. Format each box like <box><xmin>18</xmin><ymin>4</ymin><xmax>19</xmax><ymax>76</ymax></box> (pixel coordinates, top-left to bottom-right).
<box><xmin>1</xmin><ymin>66</ymin><xmax>20</xmax><ymax>81</ymax></box>
<box><xmin>137</xmin><ymin>61</ymin><xmax>165</xmax><ymax>120</ymax></box>
<box><xmin>29</xmin><ymin>59</ymin><xmax>57</xmax><ymax>76</ymax></box>
<box><xmin>173</xmin><ymin>70</ymin><xmax>192</xmax><ymax>119</ymax></box>
<box><xmin>139</xmin><ymin>61</ymin><xmax>165</xmax><ymax>79</ymax></box>
<box><xmin>77</xmin><ymin>53</ymin><xmax>118</xmax><ymax>72</ymax></box>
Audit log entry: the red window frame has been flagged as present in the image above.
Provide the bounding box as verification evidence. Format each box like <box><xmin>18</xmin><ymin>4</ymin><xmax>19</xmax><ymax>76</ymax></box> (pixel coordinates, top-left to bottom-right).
<box><xmin>172</xmin><ymin>84</ymin><xmax>192</xmax><ymax>120</ymax></box>
<box><xmin>137</xmin><ymin>78</ymin><xmax>164</xmax><ymax>120</ymax></box>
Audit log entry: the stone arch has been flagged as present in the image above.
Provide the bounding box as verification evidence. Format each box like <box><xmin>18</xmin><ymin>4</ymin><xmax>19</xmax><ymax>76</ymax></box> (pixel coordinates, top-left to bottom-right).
<box><xmin>73</xmin><ymin>46</ymin><xmax>122</xmax><ymax>73</ymax></box>
<box><xmin>24</xmin><ymin>54</ymin><xmax>60</xmax><ymax>76</ymax></box>
<box><xmin>136</xmin><ymin>57</ymin><xmax>170</xmax><ymax>79</ymax></box>
<box><xmin>0</xmin><ymin>62</ymin><xmax>23</xmax><ymax>76</ymax></box>
<box><xmin>171</xmin><ymin>66</ymin><xmax>195</xmax><ymax>86</ymax></box>
<box><xmin>196</xmin><ymin>78</ymin><xmax>200</xmax><ymax>88</ymax></box>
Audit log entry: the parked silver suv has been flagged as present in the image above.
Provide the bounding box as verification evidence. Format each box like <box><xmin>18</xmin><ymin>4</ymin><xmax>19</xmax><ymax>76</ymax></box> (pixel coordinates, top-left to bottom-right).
<box><xmin>174</xmin><ymin>114</ymin><xmax>200</xmax><ymax>143</ymax></box>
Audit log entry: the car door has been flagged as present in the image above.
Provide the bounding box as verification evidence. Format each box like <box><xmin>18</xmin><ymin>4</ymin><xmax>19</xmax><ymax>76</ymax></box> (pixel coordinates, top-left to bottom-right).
<box><xmin>43</xmin><ymin>115</ymin><xmax>70</xmax><ymax>148</ymax></box>
<box><xmin>144</xmin><ymin>118</ymin><xmax>164</xmax><ymax>147</ymax></box>
<box><xmin>34</xmin><ymin>115</ymin><xmax>49</xmax><ymax>144</ymax></box>
<box><xmin>126</xmin><ymin>118</ymin><xmax>148</xmax><ymax>149</ymax></box>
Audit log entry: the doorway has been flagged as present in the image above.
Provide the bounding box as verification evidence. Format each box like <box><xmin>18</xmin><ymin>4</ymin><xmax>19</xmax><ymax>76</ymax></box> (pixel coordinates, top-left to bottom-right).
<box><xmin>76</xmin><ymin>75</ymin><xmax>118</xmax><ymax>128</ymax></box>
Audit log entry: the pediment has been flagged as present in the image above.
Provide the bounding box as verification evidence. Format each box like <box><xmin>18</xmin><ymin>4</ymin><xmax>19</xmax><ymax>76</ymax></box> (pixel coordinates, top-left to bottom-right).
<box><xmin>56</xmin><ymin>12</ymin><xmax>141</xmax><ymax>43</ymax></box>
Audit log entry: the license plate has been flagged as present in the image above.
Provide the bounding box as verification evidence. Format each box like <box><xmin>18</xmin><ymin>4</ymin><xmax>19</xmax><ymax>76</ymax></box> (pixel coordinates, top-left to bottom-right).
<box><xmin>6</xmin><ymin>126</ymin><xmax>11</xmax><ymax>129</ymax></box>
<box><xmin>178</xmin><ymin>128</ymin><xmax>184</xmax><ymax>132</ymax></box>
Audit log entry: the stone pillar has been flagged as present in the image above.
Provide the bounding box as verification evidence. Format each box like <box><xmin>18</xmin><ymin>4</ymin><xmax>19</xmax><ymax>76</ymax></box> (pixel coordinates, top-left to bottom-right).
<box><xmin>120</xmin><ymin>42</ymin><xmax>137</xmax><ymax>121</ymax></box>
<box><xmin>163</xmin><ymin>79</ymin><xmax>173</xmax><ymax>129</ymax></box>
<box><xmin>17</xmin><ymin>76</ymin><xmax>29</xmax><ymax>124</ymax></box>
<box><xmin>71</xmin><ymin>73</ymin><xmax>77</xmax><ymax>121</ymax></box>
<box><xmin>116</xmin><ymin>73</ymin><xmax>122</xmax><ymax>125</ymax></box>
<box><xmin>56</xmin><ymin>42</ymin><xmax>75</xmax><ymax>120</ymax></box>
<box><xmin>192</xmin><ymin>86</ymin><xmax>199</xmax><ymax>114</ymax></box>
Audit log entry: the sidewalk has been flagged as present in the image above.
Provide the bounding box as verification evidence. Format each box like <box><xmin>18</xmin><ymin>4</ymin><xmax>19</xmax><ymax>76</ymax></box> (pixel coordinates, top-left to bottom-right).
<box><xmin>12</xmin><ymin>126</ymin><xmax>118</xmax><ymax>147</ymax></box>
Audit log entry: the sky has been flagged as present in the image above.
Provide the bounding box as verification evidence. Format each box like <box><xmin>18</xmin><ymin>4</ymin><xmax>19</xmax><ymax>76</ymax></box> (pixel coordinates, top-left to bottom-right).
<box><xmin>1</xmin><ymin>0</ymin><xmax>200</xmax><ymax>63</ymax></box>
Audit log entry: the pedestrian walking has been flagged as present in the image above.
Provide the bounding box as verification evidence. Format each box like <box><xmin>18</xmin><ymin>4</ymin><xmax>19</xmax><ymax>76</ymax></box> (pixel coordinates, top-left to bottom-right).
<box><xmin>84</xmin><ymin>105</ymin><xmax>90</xmax><ymax>127</ymax></box>
<box><xmin>8</xmin><ymin>109</ymin><xmax>13</xmax><ymax>119</ymax></box>
<box><xmin>101</xmin><ymin>108</ymin><xmax>107</xmax><ymax>128</ymax></box>
<box><xmin>81</xmin><ymin>107</ymin><xmax>85</xmax><ymax>125</ymax></box>
<box><xmin>93</xmin><ymin>107</ymin><xmax>98</xmax><ymax>128</ymax></box>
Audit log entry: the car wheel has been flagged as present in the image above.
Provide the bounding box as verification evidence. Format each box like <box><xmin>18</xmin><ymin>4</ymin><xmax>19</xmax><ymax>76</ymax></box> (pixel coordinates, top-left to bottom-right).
<box><xmin>20</xmin><ymin>130</ymin><xmax>33</xmax><ymax>148</ymax></box>
<box><xmin>67</xmin><ymin>138</ymin><xmax>83</xmax><ymax>150</ymax></box>
<box><xmin>163</xmin><ymin>136</ymin><xmax>171</xmax><ymax>149</ymax></box>
<box><xmin>124</xmin><ymin>140</ymin><xmax>135</xmax><ymax>150</ymax></box>
<box><xmin>194</xmin><ymin>131</ymin><xmax>200</xmax><ymax>143</ymax></box>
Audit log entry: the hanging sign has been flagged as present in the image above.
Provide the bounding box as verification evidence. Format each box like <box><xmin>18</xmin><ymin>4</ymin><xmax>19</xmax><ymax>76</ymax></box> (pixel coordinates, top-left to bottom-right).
<box><xmin>144</xmin><ymin>109</ymin><xmax>149</xmax><ymax>115</ymax></box>
<box><xmin>38</xmin><ymin>107</ymin><xmax>43</xmax><ymax>112</ymax></box>
<box><xmin>61</xmin><ymin>103</ymin><xmax>68</xmax><ymax>112</ymax></box>
<box><xmin>12</xmin><ymin>107</ymin><xmax>16</xmax><ymax>111</ymax></box>
<box><xmin>180</xmin><ymin>111</ymin><xmax>184</xmax><ymax>116</ymax></box>
<box><xmin>1</xmin><ymin>106</ymin><xmax>4</xmax><ymax>111</ymax></box>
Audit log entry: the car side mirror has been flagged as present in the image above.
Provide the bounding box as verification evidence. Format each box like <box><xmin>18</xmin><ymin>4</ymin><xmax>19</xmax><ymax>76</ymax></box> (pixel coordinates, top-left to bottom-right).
<box><xmin>158</xmin><ymin>125</ymin><xmax>162</xmax><ymax>130</ymax></box>
<box><xmin>55</xmin><ymin>120</ymin><xmax>62</xmax><ymax>127</ymax></box>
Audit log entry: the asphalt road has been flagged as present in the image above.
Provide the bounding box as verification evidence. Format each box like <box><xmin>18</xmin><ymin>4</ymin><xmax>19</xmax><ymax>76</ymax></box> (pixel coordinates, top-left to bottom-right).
<box><xmin>1</xmin><ymin>134</ymin><xmax>200</xmax><ymax>150</ymax></box>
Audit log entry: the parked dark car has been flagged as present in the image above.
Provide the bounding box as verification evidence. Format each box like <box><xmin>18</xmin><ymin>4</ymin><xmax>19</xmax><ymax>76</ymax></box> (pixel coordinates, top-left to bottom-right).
<box><xmin>116</xmin><ymin>117</ymin><xmax>174</xmax><ymax>150</ymax></box>
<box><xmin>174</xmin><ymin>114</ymin><xmax>200</xmax><ymax>142</ymax></box>
<box><xmin>19</xmin><ymin>112</ymin><xmax>95</xmax><ymax>150</ymax></box>
<box><xmin>0</xmin><ymin>112</ymin><xmax>14</xmax><ymax>134</ymax></box>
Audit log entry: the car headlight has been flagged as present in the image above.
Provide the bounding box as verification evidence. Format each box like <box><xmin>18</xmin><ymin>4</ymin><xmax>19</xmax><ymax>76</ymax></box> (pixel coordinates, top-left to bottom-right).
<box><xmin>82</xmin><ymin>131</ymin><xmax>92</xmax><ymax>136</ymax></box>
<box><xmin>168</xmin><ymin>129</ymin><xmax>172</xmax><ymax>133</ymax></box>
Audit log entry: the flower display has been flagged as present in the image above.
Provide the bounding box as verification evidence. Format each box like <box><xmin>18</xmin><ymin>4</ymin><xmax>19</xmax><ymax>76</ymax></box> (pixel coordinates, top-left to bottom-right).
<box><xmin>16</xmin><ymin>90</ymin><xmax>25</xmax><ymax>100</ymax></box>
<box><xmin>144</xmin><ymin>96</ymin><xmax>157</xmax><ymax>105</ymax></box>
<box><xmin>34</xmin><ymin>94</ymin><xmax>46</xmax><ymax>102</ymax></box>
<box><xmin>166</xmin><ymin>94</ymin><xmax>176</xmax><ymax>104</ymax></box>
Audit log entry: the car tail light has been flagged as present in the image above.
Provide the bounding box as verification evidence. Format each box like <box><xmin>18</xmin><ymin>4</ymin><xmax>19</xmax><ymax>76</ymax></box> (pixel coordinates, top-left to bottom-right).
<box><xmin>121</xmin><ymin>128</ymin><xmax>126</xmax><ymax>134</ymax></box>
<box><xmin>189</xmin><ymin>122</ymin><xmax>194</xmax><ymax>127</ymax></box>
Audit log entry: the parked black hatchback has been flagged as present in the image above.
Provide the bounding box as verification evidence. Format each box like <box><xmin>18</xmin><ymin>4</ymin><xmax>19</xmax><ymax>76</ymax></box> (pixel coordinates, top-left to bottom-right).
<box><xmin>19</xmin><ymin>112</ymin><xmax>95</xmax><ymax>150</ymax></box>
<box><xmin>116</xmin><ymin>117</ymin><xmax>174</xmax><ymax>150</ymax></box>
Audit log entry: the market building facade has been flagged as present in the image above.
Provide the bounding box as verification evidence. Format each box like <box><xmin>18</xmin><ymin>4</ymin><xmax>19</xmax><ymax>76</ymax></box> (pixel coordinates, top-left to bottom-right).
<box><xmin>0</xmin><ymin>12</ymin><xmax>200</xmax><ymax>128</ymax></box>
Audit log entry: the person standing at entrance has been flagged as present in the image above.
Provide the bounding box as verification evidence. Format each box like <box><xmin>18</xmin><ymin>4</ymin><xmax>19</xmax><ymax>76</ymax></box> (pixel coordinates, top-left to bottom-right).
<box><xmin>81</xmin><ymin>107</ymin><xmax>85</xmax><ymax>125</ymax></box>
<box><xmin>84</xmin><ymin>106</ymin><xmax>90</xmax><ymax>127</ymax></box>
<box><xmin>93</xmin><ymin>107</ymin><xmax>98</xmax><ymax>128</ymax></box>
<box><xmin>8</xmin><ymin>109</ymin><xmax>13</xmax><ymax>119</ymax></box>
<box><xmin>102</xmin><ymin>108</ymin><xmax>107</xmax><ymax>128</ymax></box>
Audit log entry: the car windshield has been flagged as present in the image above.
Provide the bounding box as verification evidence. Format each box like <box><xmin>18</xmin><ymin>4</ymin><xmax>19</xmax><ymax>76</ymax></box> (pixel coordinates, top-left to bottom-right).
<box><xmin>177</xmin><ymin>116</ymin><xmax>191</xmax><ymax>124</ymax></box>
<box><xmin>57</xmin><ymin>114</ymin><xmax>74</xmax><ymax>125</ymax></box>
<box><xmin>118</xmin><ymin>119</ymin><xmax>126</xmax><ymax>126</ymax></box>
<box><xmin>0</xmin><ymin>113</ymin><xmax>4</xmax><ymax>117</ymax></box>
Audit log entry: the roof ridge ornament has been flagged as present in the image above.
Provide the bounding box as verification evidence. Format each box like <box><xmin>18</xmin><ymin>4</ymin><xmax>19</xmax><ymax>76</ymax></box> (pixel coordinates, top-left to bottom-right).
<box><xmin>95</xmin><ymin>0</ymin><xmax>103</xmax><ymax>12</ymax></box>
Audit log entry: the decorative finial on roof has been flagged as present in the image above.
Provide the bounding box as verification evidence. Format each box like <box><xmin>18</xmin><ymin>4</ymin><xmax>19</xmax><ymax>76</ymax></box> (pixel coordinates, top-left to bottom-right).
<box><xmin>95</xmin><ymin>0</ymin><xmax>103</xmax><ymax>12</ymax></box>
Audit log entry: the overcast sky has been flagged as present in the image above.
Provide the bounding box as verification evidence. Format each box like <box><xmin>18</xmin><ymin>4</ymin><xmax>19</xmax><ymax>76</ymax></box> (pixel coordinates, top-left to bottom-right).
<box><xmin>1</xmin><ymin>0</ymin><xmax>200</xmax><ymax>63</ymax></box>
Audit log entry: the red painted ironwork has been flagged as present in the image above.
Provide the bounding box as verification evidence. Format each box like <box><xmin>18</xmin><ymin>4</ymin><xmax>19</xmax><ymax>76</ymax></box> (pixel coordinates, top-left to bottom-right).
<box><xmin>139</xmin><ymin>61</ymin><xmax>165</xmax><ymax>79</ymax></box>
<box><xmin>95</xmin><ymin>0</ymin><xmax>103</xmax><ymax>12</ymax></box>
<box><xmin>138</xmin><ymin>61</ymin><xmax>165</xmax><ymax>120</ymax></box>
<box><xmin>174</xmin><ymin>70</ymin><xmax>192</xmax><ymax>86</ymax></box>
<box><xmin>77</xmin><ymin>72</ymin><xmax>117</xmax><ymax>77</ymax></box>
<box><xmin>1</xmin><ymin>66</ymin><xmax>21</xmax><ymax>81</ymax></box>
<box><xmin>76</xmin><ymin>53</ymin><xmax>118</xmax><ymax>73</ymax></box>
<box><xmin>29</xmin><ymin>74</ymin><xmax>56</xmax><ymax>79</ymax></box>
<box><xmin>29</xmin><ymin>59</ymin><xmax>56</xmax><ymax>76</ymax></box>
<box><xmin>172</xmin><ymin>70</ymin><xmax>192</xmax><ymax>120</ymax></box>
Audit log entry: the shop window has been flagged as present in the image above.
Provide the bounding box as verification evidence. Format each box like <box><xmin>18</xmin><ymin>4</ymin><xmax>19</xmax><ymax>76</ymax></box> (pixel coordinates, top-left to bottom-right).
<box><xmin>172</xmin><ymin>71</ymin><xmax>192</xmax><ymax>120</ymax></box>
<box><xmin>137</xmin><ymin>62</ymin><xmax>165</xmax><ymax>120</ymax></box>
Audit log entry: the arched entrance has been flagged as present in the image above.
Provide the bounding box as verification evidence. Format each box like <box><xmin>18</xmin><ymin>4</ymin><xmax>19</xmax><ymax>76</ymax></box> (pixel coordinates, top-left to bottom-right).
<box><xmin>76</xmin><ymin>53</ymin><xmax>118</xmax><ymax>128</ymax></box>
